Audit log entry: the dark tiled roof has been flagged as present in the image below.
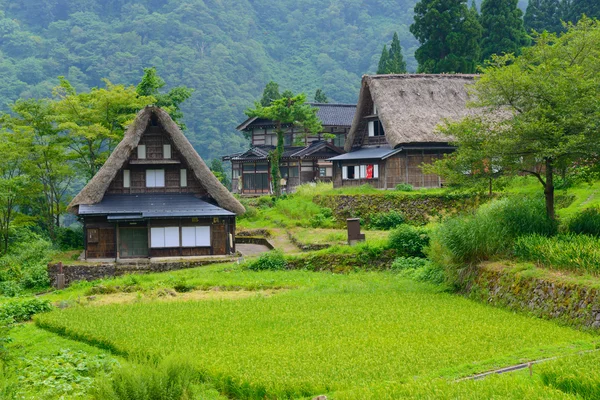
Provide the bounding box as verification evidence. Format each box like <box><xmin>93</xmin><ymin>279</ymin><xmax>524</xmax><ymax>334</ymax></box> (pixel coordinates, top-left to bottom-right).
<box><xmin>79</xmin><ymin>194</ymin><xmax>235</xmax><ymax>218</ymax></box>
<box><xmin>328</xmin><ymin>146</ymin><xmax>402</xmax><ymax>161</ymax></box>
<box><xmin>310</xmin><ymin>103</ymin><xmax>356</xmax><ymax>127</ymax></box>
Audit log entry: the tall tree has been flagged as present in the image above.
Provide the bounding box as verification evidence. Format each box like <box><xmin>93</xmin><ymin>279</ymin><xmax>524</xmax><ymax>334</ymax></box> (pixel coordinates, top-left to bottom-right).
<box><xmin>314</xmin><ymin>89</ymin><xmax>328</xmax><ymax>103</ymax></box>
<box><xmin>431</xmin><ymin>18</ymin><xmax>600</xmax><ymax>219</ymax></box>
<box><xmin>480</xmin><ymin>0</ymin><xmax>530</xmax><ymax>62</ymax></box>
<box><xmin>209</xmin><ymin>159</ymin><xmax>231</xmax><ymax>189</ymax></box>
<box><xmin>410</xmin><ymin>0</ymin><xmax>483</xmax><ymax>73</ymax></box>
<box><xmin>376</xmin><ymin>45</ymin><xmax>390</xmax><ymax>74</ymax></box>
<box><xmin>524</xmin><ymin>0</ymin><xmax>564</xmax><ymax>33</ymax></box>
<box><xmin>566</xmin><ymin>0</ymin><xmax>600</xmax><ymax>21</ymax></box>
<box><xmin>259</xmin><ymin>81</ymin><xmax>281</xmax><ymax>107</ymax></box>
<box><xmin>246</xmin><ymin>93</ymin><xmax>322</xmax><ymax>196</ymax></box>
<box><xmin>136</xmin><ymin>67</ymin><xmax>193</xmax><ymax>129</ymax></box>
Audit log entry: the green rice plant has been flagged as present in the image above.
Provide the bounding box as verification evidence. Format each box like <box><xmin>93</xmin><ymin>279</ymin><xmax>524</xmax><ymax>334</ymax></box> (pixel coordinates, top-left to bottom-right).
<box><xmin>387</xmin><ymin>225</ymin><xmax>429</xmax><ymax>257</ymax></box>
<box><xmin>567</xmin><ymin>207</ymin><xmax>600</xmax><ymax>236</ymax></box>
<box><xmin>538</xmin><ymin>351</ymin><xmax>600</xmax><ymax>399</ymax></box>
<box><xmin>366</xmin><ymin>210</ymin><xmax>405</xmax><ymax>230</ymax></box>
<box><xmin>514</xmin><ymin>234</ymin><xmax>600</xmax><ymax>275</ymax></box>
<box><xmin>246</xmin><ymin>250</ymin><xmax>287</xmax><ymax>271</ymax></box>
<box><xmin>35</xmin><ymin>272</ymin><xmax>596</xmax><ymax>399</ymax></box>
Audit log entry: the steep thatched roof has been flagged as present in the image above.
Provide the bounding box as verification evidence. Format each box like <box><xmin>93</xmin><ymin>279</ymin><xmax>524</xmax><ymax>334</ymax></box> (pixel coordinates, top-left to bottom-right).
<box><xmin>345</xmin><ymin>74</ymin><xmax>478</xmax><ymax>152</ymax></box>
<box><xmin>68</xmin><ymin>106</ymin><xmax>245</xmax><ymax>215</ymax></box>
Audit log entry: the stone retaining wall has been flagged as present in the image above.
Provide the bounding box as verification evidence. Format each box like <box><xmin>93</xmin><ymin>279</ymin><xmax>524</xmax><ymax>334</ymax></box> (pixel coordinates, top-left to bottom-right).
<box><xmin>48</xmin><ymin>258</ymin><xmax>235</xmax><ymax>288</ymax></box>
<box><xmin>463</xmin><ymin>263</ymin><xmax>600</xmax><ymax>329</ymax></box>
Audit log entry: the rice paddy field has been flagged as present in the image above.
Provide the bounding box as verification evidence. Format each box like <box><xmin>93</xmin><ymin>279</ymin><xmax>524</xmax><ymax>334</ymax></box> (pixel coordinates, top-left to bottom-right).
<box><xmin>34</xmin><ymin>264</ymin><xmax>600</xmax><ymax>399</ymax></box>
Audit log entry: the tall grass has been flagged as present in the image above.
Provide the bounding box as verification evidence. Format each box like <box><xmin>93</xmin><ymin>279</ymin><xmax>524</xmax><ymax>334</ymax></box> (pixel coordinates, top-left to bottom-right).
<box><xmin>567</xmin><ymin>207</ymin><xmax>600</xmax><ymax>236</ymax></box>
<box><xmin>514</xmin><ymin>234</ymin><xmax>600</xmax><ymax>275</ymax></box>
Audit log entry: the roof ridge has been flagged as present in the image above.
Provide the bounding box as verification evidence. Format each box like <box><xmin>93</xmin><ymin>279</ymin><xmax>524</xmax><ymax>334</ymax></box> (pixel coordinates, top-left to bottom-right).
<box><xmin>366</xmin><ymin>73</ymin><xmax>478</xmax><ymax>80</ymax></box>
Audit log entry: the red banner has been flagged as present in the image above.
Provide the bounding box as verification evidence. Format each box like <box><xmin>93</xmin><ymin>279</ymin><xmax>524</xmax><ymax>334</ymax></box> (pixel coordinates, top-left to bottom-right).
<box><xmin>366</xmin><ymin>164</ymin><xmax>373</xmax><ymax>179</ymax></box>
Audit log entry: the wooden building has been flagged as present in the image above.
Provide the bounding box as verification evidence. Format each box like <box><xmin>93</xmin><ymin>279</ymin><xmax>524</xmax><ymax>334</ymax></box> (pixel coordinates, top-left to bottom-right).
<box><xmin>68</xmin><ymin>106</ymin><xmax>245</xmax><ymax>260</ymax></box>
<box><xmin>329</xmin><ymin>74</ymin><xmax>479</xmax><ymax>189</ymax></box>
<box><xmin>223</xmin><ymin>103</ymin><xmax>355</xmax><ymax>195</ymax></box>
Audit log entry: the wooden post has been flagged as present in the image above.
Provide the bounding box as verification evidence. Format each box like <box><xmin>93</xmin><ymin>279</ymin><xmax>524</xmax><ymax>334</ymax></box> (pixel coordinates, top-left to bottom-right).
<box><xmin>56</xmin><ymin>262</ymin><xmax>65</xmax><ymax>289</ymax></box>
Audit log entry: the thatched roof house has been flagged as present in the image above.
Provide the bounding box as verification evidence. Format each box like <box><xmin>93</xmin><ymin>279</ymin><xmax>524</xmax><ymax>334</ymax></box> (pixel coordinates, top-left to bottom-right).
<box><xmin>71</xmin><ymin>106</ymin><xmax>244</xmax><ymax>260</ymax></box>
<box><xmin>329</xmin><ymin>74</ymin><xmax>478</xmax><ymax>189</ymax></box>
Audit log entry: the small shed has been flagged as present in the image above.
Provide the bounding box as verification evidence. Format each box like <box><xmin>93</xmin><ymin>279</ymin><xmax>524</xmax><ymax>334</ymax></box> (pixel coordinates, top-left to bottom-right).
<box><xmin>68</xmin><ymin>106</ymin><xmax>245</xmax><ymax>260</ymax></box>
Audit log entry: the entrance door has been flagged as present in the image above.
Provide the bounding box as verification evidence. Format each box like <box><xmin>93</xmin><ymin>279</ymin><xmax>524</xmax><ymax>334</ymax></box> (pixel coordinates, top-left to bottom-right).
<box><xmin>119</xmin><ymin>228</ymin><xmax>148</xmax><ymax>258</ymax></box>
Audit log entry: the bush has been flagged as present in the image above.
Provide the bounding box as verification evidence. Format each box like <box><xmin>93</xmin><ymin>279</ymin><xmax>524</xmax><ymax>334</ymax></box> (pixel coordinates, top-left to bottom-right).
<box><xmin>431</xmin><ymin>196</ymin><xmax>556</xmax><ymax>266</ymax></box>
<box><xmin>0</xmin><ymin>298</ymin><xmax>52</xmax><ymax>322</ymax></box>
<box><xmin>247</xmin><ymin>250</ymin><xmax>287</xmax><ymax>271</ymax></box>
<box><xmin>514</xmin><ymin>234</ymin><xmax>600</xmax><ymax>275</ymax></box>
<box><xmin>388</xmin><ymin>225</ymin><xmax>429</xmax><ymax>258</ymax></box>
<box><xmin>367</xmin><ymin>210</ymin><xmax>405</xmax><ymax>230</ymax></box>
<box><xmin>568</xmin><ymin>207</ymin><xmax>600</xmax><ymax>236</ymax></box>
<box><xmin>173</xmin><ymin>280</ymin><xmax>195</xmax><ymax>293</ymax></box>
<box><xmin>391</xmin><ymin>256</ymin><xmax>429</xmax><ymax>271</ymax></box>
<box><xmin>395</xmin><ymin>183</ymin><xmax>413</xmax><ymax>191</ymax></box>
<box><xmin>0</xmin><ymin>233</ymin><xmax>53</xmax><ymax>290</ymax></box>
<box><xmin>390</xmin><ymin>257</ymin><xmax>445</xmax><ymax>284</ymax></box>
<box><xmin>309</xmin><ymin>207</ymin><xmax>335</xmax><ymax>228</ymax></box>
<box><xmin>55</xmin><ymin>226</ymin><xmax>84</xmax><ymax>250</ymax></box>
<box><xmin>0</xmin><ymin>282</ymin><xmax>21</xmax><ymax>298</ymax></box>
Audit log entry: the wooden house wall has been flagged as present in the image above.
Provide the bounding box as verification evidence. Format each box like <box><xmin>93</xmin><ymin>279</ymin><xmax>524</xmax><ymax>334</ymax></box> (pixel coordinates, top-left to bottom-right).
<box><xmin>84</xmin><ymin>217</ymin><xmax>117</xmax><ymax>259</ymax></box>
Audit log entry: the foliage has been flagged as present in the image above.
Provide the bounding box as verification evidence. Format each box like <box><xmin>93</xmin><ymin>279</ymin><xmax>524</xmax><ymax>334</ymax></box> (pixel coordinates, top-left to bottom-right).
<box><xmin>367</xmin><ymin>210</ymin><xmax>406</xmax><ymax>230</ymax></box>
<box><xmin>246</xmin><ymin>250</ymin><xmax>287</xmax><ymax>271</ymax></box>
<box><xmin>431</xmin><ymin>196</ymin><xmax>556</xmax><ymax>266</ymax></box>
<box><xmin>35</xmin><ymin>270</ymin><xmax>596</xmax><ymax>399</ymax></box>
<box><xmin>209</xmin><ymin>159</ymin><xmax>231</xmax><ymax>189</ymax></box>
<box><xmin>410</xmin><ymin>0</ymin><xmax>483</xmax><ymax>73</ymax></box>
<box><xmin>395</xmin><ymin>183</ymin><xmax>414</xmax><ymax>191</ymax></box>
<box><xmin>568</xmin><ymin>207</ymin><xmax>600</xmax><ymax>236</ymax></box>
<box><xmin>91</xmin><ymin>356</ymin><xmax>217</xmax><ymax>400</ymax></box>
<box><xmin>391</xmin><ymin>256</ymin><xmax>430</xmax><ymax>271</ymax></box>
<box><xmin>391</xmin><ymin>256</ymin><xmax>445</xmax><ymax>284</ymax></box>
<box><xmin>0</xmin><ymin>298</ymin><xmax>52</xmax><ymax>322</ymax></box>
<box><xmin>0</xmin><ymin>231</ymin><xmax>53</xmax><ymax>290</ymax></box>
<box><xmin>314</xmin><ymin>89</ymin><xmax>328</xmax><ymax>103</ymax></box>
<box><xmin>376</xmin><ymin>32</ymin><xmax>407</xmax><ymax>74</ymax></box>
<box><xmin>566</xmin><ymin>0</ymin><xmax>600</xmax><ymax>22</ymax></box>
<box><xmin>433</xmin><ymin>19</ymin><xmax>600</xmax><ymax>219</ymax></box>
<box><xmin>18</xmin><ymin>349</ymin><xmax>117</xmax><ymax>400</ymax></box>
<box><xmin>308</xmin><ymin>207</ymin><xmax>336</xmax><ymax>228</ymax></box>
<box><xmin>513</xmin><ymin>234</ymin><xmax>600</xmax><ymax>274</ymax></box>
<box><xmin>388</xmin><ymin>225</ymin><xmax>430</xmax><ymax>257</ymax></box>
<box><xmin>524</xmin><ymin>0</ymin><xmax>564</xmax><ymax>34</ymax></box>
<box><xmin>55</xmin><ymin>226</ymin><xmax>84</xmax><ymax>251</ymax></box>
<box><xmin>480</xmin><ymin>0</ymin><xmax>530</xmax><ymax>62</ymax></box>
<box><xmin>539</xmin><ymin>351</ymin><xmax>600</xmax><ymax>399</ymax></box>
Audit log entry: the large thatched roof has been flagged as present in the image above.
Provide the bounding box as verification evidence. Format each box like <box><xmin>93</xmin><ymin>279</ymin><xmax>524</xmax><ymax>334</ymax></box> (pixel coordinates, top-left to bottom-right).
<box><xmin>68</xmin><ymin>106</ymin><xmax>245</xmax><ymax>215</ymax></box>
<box><xmin>345</xmin><ymin>74</ymin><xmax>478</xmax><ymax>152</ymax></box>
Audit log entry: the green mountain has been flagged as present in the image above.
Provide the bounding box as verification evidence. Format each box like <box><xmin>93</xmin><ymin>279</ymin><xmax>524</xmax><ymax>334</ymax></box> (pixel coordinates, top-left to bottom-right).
<box><xmin>0</xmin><ymin>0</ymin><xmax>430</xmax><ymax>161</ymax></box>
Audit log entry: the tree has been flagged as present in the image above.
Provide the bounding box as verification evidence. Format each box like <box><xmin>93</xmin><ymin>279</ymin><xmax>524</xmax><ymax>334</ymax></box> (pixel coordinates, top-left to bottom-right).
<box><xmin>566</xmin><ymin>0</ymin><xmax>600</xmax><ymax>22</ymax></box>
<box><xmin>314</xmin><ymin>89</ymin><xmax>328</xmax><ymax>103</ymax></box>
<box><xmin>136</xmin><ymin>67</ymin><xmax>193</xmax><ymax>129</ymax></box>
<box><xmin>480</xmin><ymin>0</ymin><xmax>530</xmax><ymax>62</ymax></box>
<box><xmin>431</xmin><ymin>18</ymin><xmax>600</xmax><ymax>219</ymax></box>
<box><xmin>524</xmin><ymin>0</ymin><xmax>564</xmax><ymax>34</ymax></box>
<box><xmin>53</xmin><ymin>77</ymin><xmax>155</xmax><ymax>179</ymax></box>
<box><xmin>376</xmin><ymin>33</ymin><xmax>407</xmax><ymax>74</ymax></box>
<box><xmin>259</xmin><ymin>81</ymin><xmax>281</xmax><ymax>107</ymax></box>
<box><xmin>209</xmin><ymin>158</ymin><xmax>231</xmax><ymax>189</ymax></box>
<box><xmin>246</xmin><ymin>93</ymin><xmax>322</xmax><ymax>196</ymax></box>
<box><xmin>410</xmin><ymin>0</ymin><xmax>483</xmax><ymax>73</ymax></box>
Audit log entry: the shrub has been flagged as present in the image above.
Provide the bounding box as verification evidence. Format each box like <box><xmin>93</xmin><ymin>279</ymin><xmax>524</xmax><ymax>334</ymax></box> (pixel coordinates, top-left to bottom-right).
<box><xmin>0</xmin><ymin>282</ymin><xmax>21</xmax><ymax>298</ymax></box>
<box><xmin>391</xmin><ymin>257</ymin><xmax>429</xmax><ymax>271</ymax></box>
<box><xmin>568</xmin><ymin>207</ymin><xmax>600</xmax><ymax>237</ymax></box>
<box><xmin>388</xmin><ymin>225</ymin><xmax>429</xmax><ymax>258</ymax></box>
<box><xmin>247</xmin><ymin>250</ymin><xmax>287</xmax><ymax>271</ymax></box>
<box><xmin>395</xmin><ymin>183</ymin><xmax>413</xmax><ymax>191</ymax></box>
<box><xmin>0</xmin><ymin>233</ymin><xmax>53</xmax><ymax>290</ymax></box>
<box><xmin>55</xmin><ymin>226</ymin><xmax>84</xmax><ymax>250</ymax></box>
<box><xmin>367</xmin><ymin>210</ymin><xmax>405</xmax><ymax>230</ymax></box>
<box><xmin>91</xmin><ymin>357</ymin><xmax>212</xmax><ymax>400</ymax></box>
<box><xmin>309</xmin><ymin>207</ymin><xmax>335</xmax><ymax>228</ymax></box>
<box><xmin>0</xmin><ymin>298</ymin><xmax>52</xmax><ymax>322</ymax></box>
<box><xmin>173</xmin><ymin>280</ymin><xmax>195</xmax><ymax>293</ymax></box>
<box><xmin>513</xmin><ymin>234</ymin><xmax>600</xmax><ymax>275</ymax></box>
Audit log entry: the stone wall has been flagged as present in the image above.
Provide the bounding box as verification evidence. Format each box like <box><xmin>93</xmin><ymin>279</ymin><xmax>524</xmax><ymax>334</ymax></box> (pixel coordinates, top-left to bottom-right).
<box><xmin>48</xmin><ymin>258</ymin><xmax>235</xmax><ymax>288</ymax></box>
<box><xmin>313</xmin><ymin>193</ymin><xmax>481</xmax><ymax>225</ymax></box>
<box><xmin>462</xmin><ymin>263</ymin><xmax>600</xmax><ymax>329</ymax></box>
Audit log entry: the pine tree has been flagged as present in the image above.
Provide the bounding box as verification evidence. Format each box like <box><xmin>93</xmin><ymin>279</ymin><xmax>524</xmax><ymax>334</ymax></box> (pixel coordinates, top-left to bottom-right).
<box><xmin>524</xmin><ymin>0</ymin><xmax>563</xmax><ymax>33</ymax></box>
<box><xmin>314</xmin><ymin>89</ymin><xmax>328</xmax><ymax>103</ymax></box>
<box><xmin>387</xmin><ymin>32</ymin><xmax>407</xmax><ymax>73</ymax></box>
<box><xmin>260</xmin><ymin>81</ymin><xmax>281</xmax><ymax>107</ymax></box>
<box><xmin>567</xmin><ymin>0</ymin><xmax>600</xmax><ymax>22</ymax></box>
<box><xmin>480</xmin><ymin>0</ymin><xmax>530</xmax><ymax>62</ymax></box>
<box><xmin>410</xmin><ymin>0</ymin><xmax>483</xmax><ymax>74</ymax></box>
<box><xmin>376</xmin><ymin>45</ymin><xmax>390</xmax><ymax>74</ymax></box>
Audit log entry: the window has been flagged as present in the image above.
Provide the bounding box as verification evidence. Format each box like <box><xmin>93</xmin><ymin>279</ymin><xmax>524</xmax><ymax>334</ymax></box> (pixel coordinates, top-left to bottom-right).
<box><xmin>182</xmin><ymin>226</ymin><xmax>211</xmax><ymax>247</ymax></box>
<box><xmin>333</xmin><ymin>134</ymin><xmax>345</xmax><ymax>148</ymax></box>
<box><xmin>368</xmin><ymin>120</ymin><xmax>385</xmax><ymax>137</ymax></box>
<box><xmin>123</xmin><ymin>170</ymin><xmax>130</xmax><ymax>188</ymax></box>
<box><xmin>163</xmin><ymin>144</ymin><xmax>172</xmax><ymax>159</ymax></box>
<box><xmin>137</xmin><ymin>144</ymin><xmax>146</xmax><ymax>159</ymax></box>
<box><xmin>373</xmin><ymin>104</ymin><xmax>378</xmax><ymax>115</ymax></box>
<box><xmin>146</xmin><ymin>169</ymin><xmax>165</xmax><ymax>187</ymax></box>
<box><xmin>342</xmin><ymin>165</ymin><xmax>357</xmax><ymax>180</ymax></box>
<box><xmin>342</xmin><ymin>164</ymin><xmax>378</xmax><ymax>180</ymax></box>
<box><xmin>180</xmin><ymin>169</ymin><xmax>187</xmax><ymax>187</ymax></box>
<box><xmin>150</xmin><ymin>227</ymin><xmax>180</xmax><ymax>248</ymax></box>
<box><xmin>319</xmin><ymin>167</ymin><xmax>326</xmax><ymax>177</ymax></box>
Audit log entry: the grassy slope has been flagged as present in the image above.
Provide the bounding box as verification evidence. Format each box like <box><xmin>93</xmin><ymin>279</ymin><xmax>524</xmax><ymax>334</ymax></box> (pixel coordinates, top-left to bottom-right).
<box><xmin>34</xmin><ymin>265</ymin><xmax>598</xmax><ymax>399</ymax></box>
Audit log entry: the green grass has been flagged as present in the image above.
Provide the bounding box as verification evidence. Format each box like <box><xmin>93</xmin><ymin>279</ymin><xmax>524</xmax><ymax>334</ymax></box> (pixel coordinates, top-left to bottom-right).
<box><xmin>34</xmin><ymin>269</ymin><xmax>598</xmax><ymax>399</ymax></box>
<box><xmin>288</xmin><ymin>228</ymin><xmax>388</xmax><ymax>247</ymax></box>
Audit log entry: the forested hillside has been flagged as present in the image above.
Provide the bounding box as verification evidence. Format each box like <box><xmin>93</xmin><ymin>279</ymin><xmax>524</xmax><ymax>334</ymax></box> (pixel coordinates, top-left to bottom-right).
<box><xmin>0</xmin><ymin>0</ymin><xmax>442</xmax><ymax>161</ymax></box>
